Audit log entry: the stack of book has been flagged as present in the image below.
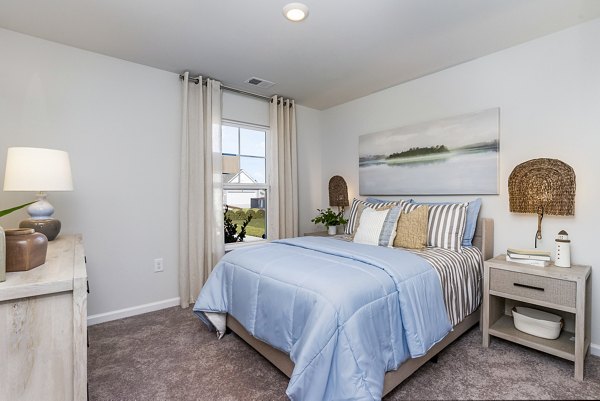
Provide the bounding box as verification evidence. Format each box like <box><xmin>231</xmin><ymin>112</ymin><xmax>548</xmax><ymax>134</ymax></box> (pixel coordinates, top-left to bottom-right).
<box><xmin>506</xmin><ymin>248</ymin><xmax>551</xmax><ymax>267</ymax></box>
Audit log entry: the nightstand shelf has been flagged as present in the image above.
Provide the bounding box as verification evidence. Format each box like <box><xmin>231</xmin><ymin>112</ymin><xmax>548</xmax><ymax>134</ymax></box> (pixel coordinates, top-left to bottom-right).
<box><xmin>482</xmin><ymin>255</ymin><xmax>591</xmax><ymax>381</ymax></box>
<box><xmin>489</xmin><ymin>314</ymin><xmax>575</xmax><ymax>361</ymax></box>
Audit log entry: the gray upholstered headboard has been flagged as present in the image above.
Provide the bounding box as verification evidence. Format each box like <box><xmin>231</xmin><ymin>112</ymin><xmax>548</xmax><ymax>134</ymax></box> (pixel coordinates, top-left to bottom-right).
<box><xmin>472</xmin><ymin>218</ymin><xmax>494</xmax><ymax>261</ymax></box>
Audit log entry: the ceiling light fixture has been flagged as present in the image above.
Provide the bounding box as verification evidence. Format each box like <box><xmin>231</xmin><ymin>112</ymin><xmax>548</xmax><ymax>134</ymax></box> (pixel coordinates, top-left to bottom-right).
<box><xmin>283</xmin><ymin>3</ymin><xmax>309</xmax><ymax>22</ymax></box>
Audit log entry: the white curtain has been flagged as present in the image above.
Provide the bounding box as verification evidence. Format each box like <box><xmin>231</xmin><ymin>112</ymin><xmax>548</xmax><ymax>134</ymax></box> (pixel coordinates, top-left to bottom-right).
<box><xmin>268</xmin><ymin>96</ymin><xmax>298</xmax><ymax>239</ymax></box>
<box><xmin>179</xmin><ymin>73</ymin><xmax>224</xmax><ymax>308</ymax></box>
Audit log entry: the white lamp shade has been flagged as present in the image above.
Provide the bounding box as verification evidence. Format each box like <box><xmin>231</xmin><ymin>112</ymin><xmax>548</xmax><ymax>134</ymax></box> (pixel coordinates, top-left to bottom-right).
<box><xmin>3</xmin><ymin>147</ymin><xmax>73</xmax><ymax>191</ymax></box>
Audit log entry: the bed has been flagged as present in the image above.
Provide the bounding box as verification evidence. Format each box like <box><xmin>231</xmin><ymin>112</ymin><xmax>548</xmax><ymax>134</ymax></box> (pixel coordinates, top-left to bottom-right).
<box><xmin>194</xmin><ymin>218</ymin><xmax>494</xmax><ymax>400</ymax></box>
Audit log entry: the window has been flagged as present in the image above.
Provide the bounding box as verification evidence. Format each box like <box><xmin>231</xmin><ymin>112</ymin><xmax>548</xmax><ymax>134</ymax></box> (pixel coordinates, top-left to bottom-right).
<box><xmin>222</xmin><ymin>122</ymin><xmax>268</xmax><ymax>244</ymax></box>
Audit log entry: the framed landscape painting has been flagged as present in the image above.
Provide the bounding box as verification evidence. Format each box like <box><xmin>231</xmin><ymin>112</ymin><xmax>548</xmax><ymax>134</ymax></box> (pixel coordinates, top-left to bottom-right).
<box><xmin>359</xmin><ymin>108</ymin><xmax>499</xmax><ymax>195</ymax></box>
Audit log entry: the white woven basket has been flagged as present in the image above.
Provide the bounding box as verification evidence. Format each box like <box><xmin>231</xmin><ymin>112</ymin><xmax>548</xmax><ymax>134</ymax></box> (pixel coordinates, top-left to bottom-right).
<box><xmin>512</xmin><ymin>306</ymin><xmax>564</xmax><ymax>340</ymax></box>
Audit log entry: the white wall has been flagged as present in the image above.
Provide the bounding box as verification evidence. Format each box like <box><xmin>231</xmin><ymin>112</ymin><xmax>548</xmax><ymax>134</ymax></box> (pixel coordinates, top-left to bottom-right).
<box><xmin>0</xmin><ymin>28</ymin><xmax>322</xmax><ymax>322</ymax></box>
<box><xmin>296</xmin><ymin>104</ymin><xmax>323</xmax><ymax>235</ymax></box>
<box><xmin>0</xmin><ymin>28</ymin><xmax>182</xmax><ymax>318</ymax></box>
<box><xmin>319</xmin><ymin>19</ymin><xmax>600</xmax><ymax>346</ymax></box>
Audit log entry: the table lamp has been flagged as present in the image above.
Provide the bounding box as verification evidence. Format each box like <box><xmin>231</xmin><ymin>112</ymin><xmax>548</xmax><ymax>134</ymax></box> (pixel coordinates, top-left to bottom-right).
<box><xmin>3</xmin><ymin>147</ymin><xmax>73</xmax><ymax>241</ymax></box>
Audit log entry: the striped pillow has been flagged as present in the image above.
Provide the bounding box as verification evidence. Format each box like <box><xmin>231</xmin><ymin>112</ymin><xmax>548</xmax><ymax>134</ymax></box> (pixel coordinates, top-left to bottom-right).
<box><xmin>352</xmin><ymin>206</ymin><xmax>402</xmax><ymax>247</ymax></box>
<box><xmin>345</xmin><ymin>198</ymin><xmax>406</xmax><ymax>235</ymax></box>
<box><xmin>402</xmin><ymin>202</ymin><xmax>468</xmax><ymax>252</ymax></box>
<box><xmin>409</xmin><ymin>198</ymin><xmax>481</xmax><ymax>246</ymax></box>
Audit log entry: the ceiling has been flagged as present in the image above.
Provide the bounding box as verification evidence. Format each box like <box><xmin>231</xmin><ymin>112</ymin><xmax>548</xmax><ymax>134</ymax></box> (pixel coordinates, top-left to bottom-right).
<box><xmin>1</xmin><ymin>0</ymin><xmax>599</xmax><ymax>110</ymax></box>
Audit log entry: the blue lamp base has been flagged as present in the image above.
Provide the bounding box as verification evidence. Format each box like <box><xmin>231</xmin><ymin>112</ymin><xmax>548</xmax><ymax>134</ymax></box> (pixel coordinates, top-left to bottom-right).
<box><xmin>21</xmin><ymin>192</ymin><xmax>62</xmax><ymax>241</ymax></box>
<box><xmin>27</xmin><ymin>192</ymin><xmax>55</xmax><ymax>219</ymax></box>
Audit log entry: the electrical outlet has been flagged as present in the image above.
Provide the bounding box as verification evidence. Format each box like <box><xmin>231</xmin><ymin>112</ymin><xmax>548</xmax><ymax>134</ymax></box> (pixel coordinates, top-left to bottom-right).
<box><xmin>154</xmin><ymin>258</ymin><xmax>164</xmax><ymax>273</ymax></box>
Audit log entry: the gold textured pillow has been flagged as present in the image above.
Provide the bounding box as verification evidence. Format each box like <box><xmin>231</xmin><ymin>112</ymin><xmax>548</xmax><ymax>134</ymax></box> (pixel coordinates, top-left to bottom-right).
<box><xmin>393</xmin><ymin>205</ymin><xmax>429</xmax><ymax>249</ymax></box>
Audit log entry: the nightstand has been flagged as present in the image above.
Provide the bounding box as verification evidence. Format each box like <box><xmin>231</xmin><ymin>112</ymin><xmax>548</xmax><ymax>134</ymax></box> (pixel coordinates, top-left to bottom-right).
<box><xmin>482</xmin><ymin>255</ymin><xmax>591</xmax><ymax>380</ymax></box>
<box><xmin>303</xmin><ymin>231</ymin><xmax>331</xmax><ymax>237</ymax></box>
<box><xmin>303</xmin><ymin>232</ymin><xmax>351</xmax><ymax>242</ymax></box>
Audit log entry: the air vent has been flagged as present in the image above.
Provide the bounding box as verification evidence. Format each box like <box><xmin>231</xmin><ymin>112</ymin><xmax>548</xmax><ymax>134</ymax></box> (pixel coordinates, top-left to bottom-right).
<box><xmin>244</xmin><ymin>77</ymin><xmax>276</xmax><ymax>89</ymax></box>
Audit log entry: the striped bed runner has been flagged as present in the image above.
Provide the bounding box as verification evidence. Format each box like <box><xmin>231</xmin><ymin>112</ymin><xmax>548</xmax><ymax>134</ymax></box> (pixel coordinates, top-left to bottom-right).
<box><xmin>407</xmin><ymin>246</ymin><xmax>483</xmax><ymax>326</ymax></box>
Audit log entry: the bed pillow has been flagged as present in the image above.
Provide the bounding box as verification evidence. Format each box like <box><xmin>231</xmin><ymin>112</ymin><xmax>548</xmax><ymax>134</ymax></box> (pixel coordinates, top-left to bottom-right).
<box><xmin>410</xmin><ymin>198</ymin><xmax>481</xmax><ymax>246</ymax></box>
<box><xmin>393</xmin><ymin>205</ymin><xmax>429</xmax><ymax>249</ymax></box>
<box><xmin>351</xmin><ymin>203</ymin><xmax>395</xmax><ymax>240</ymax></box>
<box><xmin>353</xmin><ymin>206</ymin><xmax>402</xmax><ymax>247</ymax></box>
<box><xmin>366</xmin><ymin>197</ymin><xmax>413</xmax><ymax>204</ymax></box>
<box><xmin>402</xmin><ymin>202</ymin><xmax>468</xmax><ymax>252</ymax></box>
<box><xmin>345</xmin><ymin>198</ymin><xmax>406</xmax><ymax>235</ymax></box>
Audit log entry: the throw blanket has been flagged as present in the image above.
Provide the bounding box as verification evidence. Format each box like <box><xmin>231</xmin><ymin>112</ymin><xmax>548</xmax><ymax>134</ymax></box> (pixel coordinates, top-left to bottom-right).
<box><xmin>194</xmin><ymin>237</ymin><xmax>452</xmax><ymax>401</ymax></box>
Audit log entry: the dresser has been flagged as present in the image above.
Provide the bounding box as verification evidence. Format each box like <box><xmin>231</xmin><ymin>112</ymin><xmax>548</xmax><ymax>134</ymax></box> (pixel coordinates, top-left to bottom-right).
<box><xmin>0</xmin><ymin>235</ymin><xmax>87</xmax><ymax>401</ymax></box>
<box><xmin>482</xmin><ymin>255</ymin><xmax>591</xmax><ymax>380</ymax></box>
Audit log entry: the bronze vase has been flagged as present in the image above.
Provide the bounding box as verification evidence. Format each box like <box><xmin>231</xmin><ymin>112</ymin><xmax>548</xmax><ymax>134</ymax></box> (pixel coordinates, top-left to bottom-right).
<box><xmin>5</xmin><ymin>228</ymin><xmax>48</xmax><ymax>272</ymax></box>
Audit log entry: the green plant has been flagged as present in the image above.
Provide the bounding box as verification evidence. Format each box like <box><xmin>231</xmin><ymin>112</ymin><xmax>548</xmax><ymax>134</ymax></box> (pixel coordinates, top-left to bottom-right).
<box><xmin>311</xmin><ymin>208</ymin><xmax>347</xmax><ymax>227</ymax></box>
<box><xmin>224</xmin><ymin>205</ymin><xmax>253</xmax><ymax>243</ymax></box>
<box><xmin>234</xmin><ymin>209</ymin><xmax>247</xmax><ymax>220</ymax></box>
<box><xmin>0</xmin><ymin>201</ymin><xmax>36</xmax><ymax>219</ymax></box>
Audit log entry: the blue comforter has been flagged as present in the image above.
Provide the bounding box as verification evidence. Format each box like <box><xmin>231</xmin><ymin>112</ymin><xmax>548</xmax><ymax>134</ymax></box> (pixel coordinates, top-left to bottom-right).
<box><xmin>194</xmin><ymin>237</ymin><xmax>452</xmax><ymax>401</ymax></box>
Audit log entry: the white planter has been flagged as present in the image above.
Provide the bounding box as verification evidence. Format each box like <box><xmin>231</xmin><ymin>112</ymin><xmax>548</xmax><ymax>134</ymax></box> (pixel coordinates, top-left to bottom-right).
<box><xmin>327</xmin><ymin>226</ymin><xmax>337</xmax><ymax>235</ymax></box>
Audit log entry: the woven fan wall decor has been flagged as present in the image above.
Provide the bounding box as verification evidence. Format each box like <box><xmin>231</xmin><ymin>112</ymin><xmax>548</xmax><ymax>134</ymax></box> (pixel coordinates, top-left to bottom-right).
<box><xmin>508</xmin><ymin>158</ymin><xmax>575</xmax><ymax>242</ymax></box>
<box><xmin>328</xmin><ymin>176</ymin><xmax>349</xmax><ymax>209</ymax></box>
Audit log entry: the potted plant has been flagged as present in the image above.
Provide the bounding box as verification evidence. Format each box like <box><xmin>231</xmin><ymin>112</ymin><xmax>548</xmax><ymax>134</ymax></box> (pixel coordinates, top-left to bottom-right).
<box><xmin>311</xmin><ymin>208</ymin><xmax>348</xmax><ymax>235</ymax></box>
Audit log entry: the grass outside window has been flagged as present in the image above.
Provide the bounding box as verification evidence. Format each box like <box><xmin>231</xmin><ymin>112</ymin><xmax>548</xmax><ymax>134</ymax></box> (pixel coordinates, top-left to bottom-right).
<box><xmin>225</xmin><ymin>208</ymin><xmax>266</xmax><ymax>239</ymax></box>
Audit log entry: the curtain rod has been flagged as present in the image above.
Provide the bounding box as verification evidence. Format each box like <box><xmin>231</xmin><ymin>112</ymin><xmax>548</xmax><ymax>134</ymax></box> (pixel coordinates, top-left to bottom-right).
<box><xmin>178</xmin><ymin>74</ymin><xmax>272</xmax><ymax>102</ymax></box>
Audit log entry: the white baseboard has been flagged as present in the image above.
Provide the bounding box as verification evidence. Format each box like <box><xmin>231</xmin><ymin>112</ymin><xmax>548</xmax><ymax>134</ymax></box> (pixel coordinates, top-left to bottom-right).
<box><xmin>590</xmin><ymin>342</ymin><xmax>600</xmax><ymax>357</ymax></box>
<box><xmin>87</xmin><ymin>297</ymin><xmax>181</xmax><ymax>326</ymax></box>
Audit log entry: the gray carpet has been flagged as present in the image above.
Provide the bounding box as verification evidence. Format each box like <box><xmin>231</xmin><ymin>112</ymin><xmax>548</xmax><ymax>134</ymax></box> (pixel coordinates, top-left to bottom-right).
<box><xmin>88</xmin><ymin>307</ymin><xmax>600</xmax><ymax>400</ymax></box>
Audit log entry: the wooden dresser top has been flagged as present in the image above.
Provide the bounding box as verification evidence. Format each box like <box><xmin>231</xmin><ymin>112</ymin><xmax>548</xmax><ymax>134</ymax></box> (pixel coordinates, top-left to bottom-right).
<box><xmin>0</xmin><ymin>234</ymin><xmax>85</xmax><ymax>302</ymax></box>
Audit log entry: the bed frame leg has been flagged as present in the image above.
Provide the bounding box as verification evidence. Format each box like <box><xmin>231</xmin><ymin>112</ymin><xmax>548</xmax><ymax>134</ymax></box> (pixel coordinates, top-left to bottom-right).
<box><xmin>430</xmin><ymin>355</ymin><xmax>439</xmax><ymax>364</ymax></box>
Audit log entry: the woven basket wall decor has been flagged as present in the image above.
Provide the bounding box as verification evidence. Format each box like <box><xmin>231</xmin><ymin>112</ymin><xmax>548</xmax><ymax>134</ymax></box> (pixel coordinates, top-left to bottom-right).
<box><xmin>328</xmin><ymin>176</ymin><xmax>349</xmax><ymax>207</ymax></box>
<box><xmin>508</xmin><ymin>158</ymin><xmax>575</xmax><ymax>216</ymax></box>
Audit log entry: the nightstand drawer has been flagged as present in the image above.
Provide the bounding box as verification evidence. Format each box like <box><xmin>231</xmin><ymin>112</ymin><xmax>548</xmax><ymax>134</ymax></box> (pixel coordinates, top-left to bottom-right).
<box><xmin>489</xmin><ymin>268</ymin><xmax>576</xmax><ymax>308</ymax></box>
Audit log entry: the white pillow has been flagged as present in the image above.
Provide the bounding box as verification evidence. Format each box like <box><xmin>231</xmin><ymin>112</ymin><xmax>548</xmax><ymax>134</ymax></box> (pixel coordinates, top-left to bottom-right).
<box><xmin>352</xmin><ymin>206</ymin><xmax>400</xmax><ymax>247</ymax></box>
<box><xmin>345</xmin><ymin>198</ymin><xmax>408</xmax><ymax>235</ymax></box>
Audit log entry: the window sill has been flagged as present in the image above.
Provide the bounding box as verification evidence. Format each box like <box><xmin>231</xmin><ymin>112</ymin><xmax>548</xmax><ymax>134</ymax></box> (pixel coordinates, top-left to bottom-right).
<box><xmin>225</xmin><ymin>239</ymin><xmax>268</xmax><ymax>253</ymax></box>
